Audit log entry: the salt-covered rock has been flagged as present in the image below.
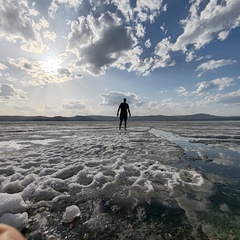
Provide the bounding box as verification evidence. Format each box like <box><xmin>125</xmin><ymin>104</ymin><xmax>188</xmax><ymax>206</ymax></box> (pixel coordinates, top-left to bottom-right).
<box><xmin>1</xmin><ymin>180</ymin><xmax>24</xmax><ymax>194</ymax></box>
<box><xmin>21</xmin><ymin>182</ymin><xmax>36</xmax><ymax>200</ymax></box>
<box><xmin>21</xmin><ymin>173</ymin><xmax>36</xmax><ymax>186</ymax></box>
<box><xmin>85</xmin><ymin>213</ymin><xmax>113</xmax><ymax>231</ymax></box>
<box><xmin>0</xmin><ymin>212</ymin><xmax>28</xmax><ymax>229</ymax></box>
<box><xmin>62</xmin><ymin>205</ymin><xmax>81</xmax><ymax>223</ymax></box>
<box><xmin>33</xmin><ymin>187</ymin><xmax>59</xmax><ymax>201</ymax></box>
<box><xmin>0</xmin><ymin>193</ymin><xmax>26</xmax><ymax>216</ymax></box>
<box><xmin>42</xmin><ymin>178</ymin><xmax>68</xmax><ymax>192</ymax></box>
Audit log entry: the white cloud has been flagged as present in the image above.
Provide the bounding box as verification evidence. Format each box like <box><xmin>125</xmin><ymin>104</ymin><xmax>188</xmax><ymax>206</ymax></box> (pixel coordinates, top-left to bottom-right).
<box><xmin>0</xmin><ymin>0</ymin><xmax>35</xmax><ymax>41</ymax></box>
<box><xmin>0</xmin><ymin>0</ymin><xmax>58</xmax><ymax>54</ymax></box>
<box><xmin>172</xmin><ymin>0</ymin><xmax>240</xmax><ymax>52</ymax></box>
<box><xmin>110</xmin><ymin>0</ymin><xmax>163</xmax><ymax>24</ymax></box>
<box><xmin>49</xmin><ymin>0</ymin><xmax>83</xmax><ymax>17</ymax></box>
<box><xmin>176</xmin><ymin>86</ymin><xmax>190</xmax><ymax>97</ymax></box>
<box><xmin>153</xmin><ymin>37</ymin><xmax>175</xmax><ymax>68</ymax></box>
<box><xmin>0</xmin><ymin>63</ymin><xmax>8</xmax><ymax>71</ymax></box>
<box><xmin>195</xmin><ymin>77</ymin><xmax>233</xmax><ymax>95</ymax></box>
<box><xmin>145</xmin><ymin>39</ymin><xmax>151</xmax><ymax>48</ymax></box>
<box><xmin>13</xmin><ymin>105</ymin><xmax>38</xmax><ymax>112</ymax></box>
<box><xmin>185</xmin><ymin>51</ymin><xmax>196</xmax><ymax>62</ymax></box>
<box><xmin>196</xmin><ymin>59</ymin><xmax>236</xmax><ymax>76</ymax></box>
<box><xmin>203</xmin><ymin>89</ymin><xmax>240</xmax><ymax>105</ymax></box>
<box><xmin>64</xmin><ymin>1</ymin><xmax>170</xmax><ymax>76</ymax></box>
<box><xmin>43</xmin><ymin>30</ymin><xmax>57</xmax><ymax>42</ymax></box>
<box><xmin>176</xmin><ymin>77</ymin><xmax>234</xmax><ymax>96</ymax></box>
<box><xmin>110</xmin><ymin>0</ymin><xmax>133</xmax><ymax>23</ymax></box>
<box><xmin>62</xmin><ymin>99</ymin><xmax>86</xmax><ymax>109</ymax></box>
<box><xmin>134</xmin><ymin>0</ymin><xmax>162</xmax><ymax>23</ymax></box>
<box><xmin>67</xmin><ymin>16</ymin><xmax>93</xmax><ymax>50</ymax></box>
<box><xmin>146</xmin><ymin>99</ymin><xmax>201</xmax><ymax>115</ymax></box>
<box><xmin>0</xmin><ymin>84</ymin><xmax>27</xmax><ymax>101</ymax></box>
<box><xmin>112</xmin><ymin>46</ymin><xmax>153</xmax><ymax>76</ymax></box>
<box><xmin>100</xmin><ymin>91</ymin><xmax>146</xmax><ymax>107</ymax></box>
<box><xmin>135</xmin><ymin>23</ymin><xmax>146</xmax><ymax>38</ymax></box>
<box><xmin>8</xmin><ymin>57</ymin><xmax>71</xmax><ymax>86</ymax></box>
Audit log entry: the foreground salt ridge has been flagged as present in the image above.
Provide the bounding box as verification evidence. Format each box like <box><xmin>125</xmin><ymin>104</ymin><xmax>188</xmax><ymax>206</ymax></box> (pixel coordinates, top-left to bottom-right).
<box><xmin>0</xmin><ymin>121</ymin><xmax>239</xmax><ymax>239</ymax></box>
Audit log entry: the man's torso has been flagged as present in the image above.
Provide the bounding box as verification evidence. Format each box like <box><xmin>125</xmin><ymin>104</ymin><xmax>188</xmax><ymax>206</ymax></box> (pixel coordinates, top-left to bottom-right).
<box><xmin>119</xmin><ymin>102</ymin><xmax>129</xmax><ymax>115</ymax></box>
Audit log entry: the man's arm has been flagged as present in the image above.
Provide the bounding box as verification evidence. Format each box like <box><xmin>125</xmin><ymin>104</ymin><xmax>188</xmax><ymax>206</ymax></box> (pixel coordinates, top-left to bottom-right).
<box><xmin>128</xmin><ymin>106</ymin><xmax>131</xmax><ymax>117</ymax></box>
<box><xmin>117</xmin><ymin>105</ymin><xmax>120</xmax><ymax>116</ymax></box>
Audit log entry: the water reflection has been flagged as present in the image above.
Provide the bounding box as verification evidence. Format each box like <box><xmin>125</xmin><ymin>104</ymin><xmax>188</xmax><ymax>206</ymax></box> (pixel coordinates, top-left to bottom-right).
<box><xmin>149</xmin><ymin>128</ymin><xmax>240</xmax><ymax>178</ymax></box>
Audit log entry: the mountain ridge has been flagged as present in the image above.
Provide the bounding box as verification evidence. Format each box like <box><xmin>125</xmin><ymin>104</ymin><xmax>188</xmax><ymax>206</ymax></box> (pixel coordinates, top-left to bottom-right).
<box><xmin>0</xmin><ymin>113</ymin><xmax>240</xmax><ymax>121</ymax></box>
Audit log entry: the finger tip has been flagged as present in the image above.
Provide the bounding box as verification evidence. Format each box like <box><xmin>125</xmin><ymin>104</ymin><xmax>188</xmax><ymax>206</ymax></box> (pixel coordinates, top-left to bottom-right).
<box><xmin>0</xmin><ymin>224</ymin><xmax>25</xmax><ymax>240</ymax></box>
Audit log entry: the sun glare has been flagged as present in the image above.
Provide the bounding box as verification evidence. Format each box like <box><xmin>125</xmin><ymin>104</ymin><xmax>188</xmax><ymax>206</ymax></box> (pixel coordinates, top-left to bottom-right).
<box><xmin>41</xmin><ymin>58</ymin><xmax>61</xmax><ymax>74</ymax></box>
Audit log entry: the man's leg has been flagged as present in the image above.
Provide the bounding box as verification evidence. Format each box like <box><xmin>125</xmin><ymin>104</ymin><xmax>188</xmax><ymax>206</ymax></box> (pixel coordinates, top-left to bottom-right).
<box><xmin>124</xmin><ymin>115</ymin><xmax>128</xmax><ymax>130</ymax></box>
<box><xmin>124</xmin><ymin>120</ymin><xmax>127</xmax><ymax>129</ymax></box>
<box><xmin>119</xmin><ymin>120</ymin><xmax>122</xmax><ymax>130</ymax></box>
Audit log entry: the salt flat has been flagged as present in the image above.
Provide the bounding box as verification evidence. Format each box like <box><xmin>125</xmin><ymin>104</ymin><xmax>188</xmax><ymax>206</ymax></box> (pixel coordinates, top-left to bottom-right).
<box><xmin>0</xmin><ymin>121</ymin><xmax>240</xmax><ymax>239</ymax></box>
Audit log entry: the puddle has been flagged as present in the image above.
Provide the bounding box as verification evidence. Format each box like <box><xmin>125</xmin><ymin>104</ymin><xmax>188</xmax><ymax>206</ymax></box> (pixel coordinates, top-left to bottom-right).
<box><xmin>149</xmin><ymin>128</ymin><xmax>240</xmax><ymax>179</ymax></box>
<box><xmin>0</xmin><ymin>139</ymin><xmax>58</xmax><ymax>153</ymax></box>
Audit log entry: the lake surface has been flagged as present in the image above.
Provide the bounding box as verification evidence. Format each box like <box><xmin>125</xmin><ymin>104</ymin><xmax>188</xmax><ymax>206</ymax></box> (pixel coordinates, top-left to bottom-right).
<box><xmin>0</xmin><ymin>121</ymin><xmax>239</xmax><ymax>239</ymax></box>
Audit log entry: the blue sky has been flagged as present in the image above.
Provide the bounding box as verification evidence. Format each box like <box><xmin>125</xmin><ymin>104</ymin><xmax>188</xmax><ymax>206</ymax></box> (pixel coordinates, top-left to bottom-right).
<box><xmin>0</xmin><ymin>0</ymin><xmax>239</xmax><ymax>116</ymax></box>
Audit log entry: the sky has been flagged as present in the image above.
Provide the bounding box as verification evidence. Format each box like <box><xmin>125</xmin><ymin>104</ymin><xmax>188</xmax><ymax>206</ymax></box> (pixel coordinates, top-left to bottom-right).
<box><xmin>0</xmin><ymin>0</ymin><xmax>240</xmax><ymax>117</ymax></box>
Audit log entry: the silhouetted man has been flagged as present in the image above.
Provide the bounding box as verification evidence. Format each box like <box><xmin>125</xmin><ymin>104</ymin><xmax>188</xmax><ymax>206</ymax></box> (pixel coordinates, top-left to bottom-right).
<box><xmin>117</xmin><ymin>98</ymin><xmax>131</xmax><ymax>130</ymax></box>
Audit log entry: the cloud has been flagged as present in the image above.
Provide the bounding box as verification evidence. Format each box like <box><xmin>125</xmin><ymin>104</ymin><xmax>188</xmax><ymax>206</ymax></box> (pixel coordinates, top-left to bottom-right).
<box><xmin>113</xmin><ymin>36</ymin><xmax>175</xmax><ymax>77</ymax></box>
<box><xmin>146</xmin><ymin>98</ymin><xmax>175</xmax><ymax>112</ymax></box>
<box><xmin>0</xmin><ymin>84</ymin><xmax>27</xmax><ymax>101</ymax></box>
<box><xmin>196</xmin><ymin>59</ymin><xmax>237</xmax><ymax>76</ymax></box>
<box><xmin>145</xmin><ymin>39</ymin><xmax>151</xmax><ymax>48</ymax></box>
<box><xmin>43</xmin><ymin>30</ymin><xmax>57</xmax><ymax>42</ymax></box>
<box><xmin>172</xmin><ymin>0</ymin><xmax>240</xmax><ymax>52</ymax></box>
<box><xmin>68</xmin><ymin>12</ymin><xmax>135</xmax><ymax>76</ymax></box>
<box><xmin>13</xmin><ymin>105</ymin><xmax>38</xmax><ymax>112</ymax></box>
<box><xmin>77</xmin><ymin>26</ymin><xmax>134</xmax><ymax>75</ymax></box>
<box><xmin>58</xmin><ymin>68</ymin><xmax>71</xmax><ymax>75</ymax></box>
<box><xmin>0</xmin><ymin>0</ymin><xmax>35</xmax><ymax>41</ymax></box>
<box><xmin>176</xmin><ymin>86</ymin><xmax>190</xmax><ymax>97</ymax></box>
<box><xmin>62</xmin><ymin>99</ymin><xmax>86</xmax><ymax>110</ymax></box>
<box><xmin>146</xmin><ymin>99</ymin><xmax>201</xmax><ymax>115</ymax></box>
<box><xmin>110</xmin><ymin>0</ymin><xmax>163</xmax><ymax>24</ymax></box>
<box><xmin>176</xmin><ymin>77</ymin><xmax>234</xmax><ymax>96</ymax></box>
<box><xmin>100</xmin><ymin>91</ymin><xmax>146</xmax><ymax>107</ymax></box>
<box><xmin>0</xmin><ymin>1</ymin><xmax>57</xmax><ymax>53</ymax></box>
<box><xmin>8</xmin><ymin>57</ymin><xmax>71</xmax><ymax>85</ymax></box>
<box><xmin>133</xmin><ymin>0</ymin><xmax>163</xmax><ymax>23</ymax></box>
<box><xmin>153</xmin><ymin>37</ymin><xmax>175</xmax><ymax>68</ymax></box>
<box><xmin>0</xmin><ymin>63</ymin><xmax>8</xmax><ymax>71</ymax></box>
<box><xmin>112</xmin><ymin>46</ymin><xmax>153</xmax><ymax>76</ymax></box>
<box><xmin>65</xmin><ymin>1</ymin><xmax>169</xmax><ymax>76</ymax></box>
<box><xmin>49</xmin><ymin>0</ymin><xmax>83</xmax><ymax>18</ymax></box>
<box><xmin>204</xmin><ymin>89</ymin><xmax>240</xmax><ymax>105</ymax></box>
<box><xmin>195</xmin><ymin>77</ymin><xmax>234</xmax><ymax>94</ymax></box>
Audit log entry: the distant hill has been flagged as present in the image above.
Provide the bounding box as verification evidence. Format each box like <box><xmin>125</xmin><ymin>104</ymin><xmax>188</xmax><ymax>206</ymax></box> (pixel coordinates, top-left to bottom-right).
<box><xmin>0</xmin><ymin>113</ymin><xmax>240</xmax><ymax>121</ymax></box>
<box><xmin>0</xmin><ymin>115</ymin><xmax>94</xmax><ymax>121</ymax></box>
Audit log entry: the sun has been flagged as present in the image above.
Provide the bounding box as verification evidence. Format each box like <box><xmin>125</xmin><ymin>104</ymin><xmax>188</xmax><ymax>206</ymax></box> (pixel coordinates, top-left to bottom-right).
<box><xmin>41</xmin><ymin>58</ymin><xmax>61</xmax><ymax>74</ymax></box>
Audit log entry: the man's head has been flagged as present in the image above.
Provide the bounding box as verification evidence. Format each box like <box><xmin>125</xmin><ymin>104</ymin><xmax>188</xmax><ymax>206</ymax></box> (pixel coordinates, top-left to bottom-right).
<box><xmin>123</xmin><ymin>98</ymin><xmax>127</xmax><ymax>102</ymax></box>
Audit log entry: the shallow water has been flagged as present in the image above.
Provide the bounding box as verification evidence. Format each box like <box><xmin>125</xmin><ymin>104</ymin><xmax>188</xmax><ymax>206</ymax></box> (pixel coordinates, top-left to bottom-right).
<box><xmin>0</xmin><ymin>121</ymin><xmax>240</xmax><ymax>239</ymax></box>
<box><xmin>149</xmin><ymin>127</ymin><xmax>240</xmax><ymax>178</ymax></box>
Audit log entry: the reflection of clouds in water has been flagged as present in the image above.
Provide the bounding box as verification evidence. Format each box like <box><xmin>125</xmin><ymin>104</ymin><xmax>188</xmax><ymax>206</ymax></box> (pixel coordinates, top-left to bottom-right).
<box><xmin>212</xmin><ymin>151</ymin><xmax>233</xmax><ymax>166</ymax></box>
<box><xmin>150</xmin><ymin>125</ymin><xmax>240</xmax><ymax>169</ymax></box>
<box><xmin>213</xmin><ymin>158</ymin><xmax>233</xmax><ymax>165</ymax></box>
